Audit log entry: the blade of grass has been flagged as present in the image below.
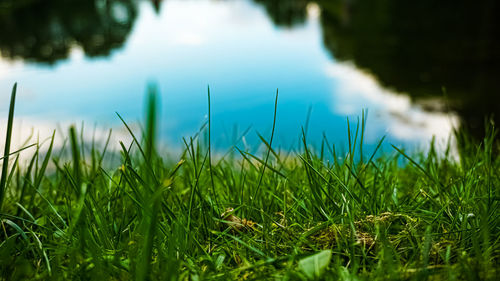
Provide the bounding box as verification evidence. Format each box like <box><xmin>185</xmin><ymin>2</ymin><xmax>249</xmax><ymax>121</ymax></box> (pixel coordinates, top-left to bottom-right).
<box><xmin>0</xmin><ymin>83</ymin><xmax>17</xmax><ymax>211</ymax></box>
<box><xmin>0</xmin><ymin>144</ymin><xmax>36</xmax><ymax>161</ymax></box>
<box><xmin>207</xmin><ymin>85</ymin><xmax>220</xmax><ymax>210</ymax></box>
<box><xmin>252</xmin><ymin>89</ymin><xmax>278</xmax><ymax>200</ymax></box>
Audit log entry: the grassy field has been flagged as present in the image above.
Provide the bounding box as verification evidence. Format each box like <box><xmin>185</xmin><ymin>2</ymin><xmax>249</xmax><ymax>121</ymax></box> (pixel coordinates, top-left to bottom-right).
<box><xmin>0</xmin><ymin>84</ymin><xmax>498</xmax><ymax>280</ymax></box>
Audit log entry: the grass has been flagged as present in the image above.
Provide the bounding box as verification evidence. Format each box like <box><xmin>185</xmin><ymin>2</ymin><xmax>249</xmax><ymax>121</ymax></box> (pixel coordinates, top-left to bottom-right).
<box><xmin>0</xmin><ymin>83</ymin><xmax>498</xmax><ymax>280</ymax></box>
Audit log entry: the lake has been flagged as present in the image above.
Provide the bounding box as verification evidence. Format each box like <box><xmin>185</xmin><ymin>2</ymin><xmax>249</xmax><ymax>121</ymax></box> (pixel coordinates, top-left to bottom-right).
<box><xmin>1</xmin><ymin>0</ymin><xmax>498</xmax><ymax>153</ymax></box>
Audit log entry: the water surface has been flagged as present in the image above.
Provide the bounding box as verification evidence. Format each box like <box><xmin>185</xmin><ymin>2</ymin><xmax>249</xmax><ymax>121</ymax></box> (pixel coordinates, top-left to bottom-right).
<box><xmin>1</xmin><ymin>0</ymin><xmax>498</xmax><ymax>152</ymax></box>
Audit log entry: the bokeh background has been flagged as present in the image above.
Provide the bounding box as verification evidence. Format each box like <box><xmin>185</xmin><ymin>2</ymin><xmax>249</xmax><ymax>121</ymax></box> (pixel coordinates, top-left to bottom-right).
<box><xmin>0</xmin><ymin>0</ymin><xmax>498</xmax><ymax>151</ymax></box>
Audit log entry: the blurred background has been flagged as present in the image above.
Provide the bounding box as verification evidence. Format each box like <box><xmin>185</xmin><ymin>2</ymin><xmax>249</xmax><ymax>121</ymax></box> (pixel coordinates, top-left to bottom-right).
<box><xmin>0</xmin><ymin>0</ymin><xmax>498</xmax><ymax>151</ymax></box>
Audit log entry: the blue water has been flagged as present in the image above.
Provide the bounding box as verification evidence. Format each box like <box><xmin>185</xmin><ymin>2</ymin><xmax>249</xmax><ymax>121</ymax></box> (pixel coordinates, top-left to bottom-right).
<box><xmin>0</xmin><ymin>0</ymin><xmax>456</xmax><ymax>152</ymax></box>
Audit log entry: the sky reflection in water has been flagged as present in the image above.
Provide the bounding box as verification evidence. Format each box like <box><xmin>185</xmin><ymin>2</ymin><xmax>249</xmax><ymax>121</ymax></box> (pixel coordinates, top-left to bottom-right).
<box><xmin>0</xmin><ymin>0</ymin><xmax>458</xmax><ymax>153</ymax></box>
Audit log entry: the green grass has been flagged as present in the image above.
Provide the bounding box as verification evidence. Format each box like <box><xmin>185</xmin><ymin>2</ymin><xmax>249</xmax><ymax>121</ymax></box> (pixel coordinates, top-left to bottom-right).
<box><xmin>0</xmin><ymin>83</ymin><xmax>498</xmax><ymax>280</ymax></box>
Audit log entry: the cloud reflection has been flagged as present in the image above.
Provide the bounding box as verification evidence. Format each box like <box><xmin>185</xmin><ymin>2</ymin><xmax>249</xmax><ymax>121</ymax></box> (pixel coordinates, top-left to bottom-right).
<box><xmin>326</xmin><ymin>61</ymin><xmax>459</xmax><ymax>143</ymax></box>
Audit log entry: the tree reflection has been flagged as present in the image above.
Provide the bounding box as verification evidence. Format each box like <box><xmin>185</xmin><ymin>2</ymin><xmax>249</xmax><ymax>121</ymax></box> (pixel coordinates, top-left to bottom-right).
<box><xmin>0</xmin><ymin>0</ymin><xmax>137</xmax><ymax>64</ymax></box>
<box><xmin>254</xmin><ymin>0</ymin><xmax>309</xmax><ymax>27</ymax></box>
<box><xmin>255</xmin><ymin>0</ymin><xmax>500</xmax><ymax>139</ymax></box>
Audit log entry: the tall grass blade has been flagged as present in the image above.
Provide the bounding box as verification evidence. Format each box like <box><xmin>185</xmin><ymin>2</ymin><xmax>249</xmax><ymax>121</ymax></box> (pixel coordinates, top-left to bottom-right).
<box><xmin>0</xmin><ymin>83</ymin><xmax>17</xmax><ymax>211</ymax></box>
<box><xmin>145</xmin><ymin>84</ymin><xmax>158</xmax><ymax>163</ymax></box>
<box><xmin>207</xmin><ymin>85</ymin><xmax>220</xmax><ymax>210</ymax></box>
<box><xmin>252</xmin><ymin>88</ymin><xmax>278</xmax><ymax>200</ymax></box>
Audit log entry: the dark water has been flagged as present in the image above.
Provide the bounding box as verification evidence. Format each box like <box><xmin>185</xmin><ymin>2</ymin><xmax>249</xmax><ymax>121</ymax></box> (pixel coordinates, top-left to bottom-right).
<box><xmin>0</xmin><ymin>0</ymin><xmax>498</xmax><ymax>151</ymax></box>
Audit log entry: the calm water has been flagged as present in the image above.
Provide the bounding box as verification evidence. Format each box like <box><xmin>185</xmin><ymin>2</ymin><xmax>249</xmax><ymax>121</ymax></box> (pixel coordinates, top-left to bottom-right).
<box><xmin>0</xmin><ymin>0</ymin><xmax>498</xmax><ymax>152</ymax></box>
